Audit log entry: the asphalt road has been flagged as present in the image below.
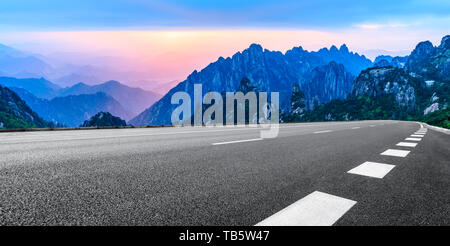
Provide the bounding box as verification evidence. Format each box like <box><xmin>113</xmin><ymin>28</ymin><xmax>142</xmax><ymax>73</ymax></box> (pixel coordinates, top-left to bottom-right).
<box><xmin>0</xmin><ymin>120</ymin><xmax>449</xmax><ymax>225</ymax></box>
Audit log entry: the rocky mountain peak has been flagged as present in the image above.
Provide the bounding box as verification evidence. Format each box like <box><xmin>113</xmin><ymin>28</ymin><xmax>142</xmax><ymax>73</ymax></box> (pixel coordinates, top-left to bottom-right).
<box><xmin>412</xmin><ymin>41</ymin><xmax>435</xmax><ymax>57</ymax></box>
<box><xmin>339</xmin><ymin>44</ymin><xmax>349</xmax><ymax>53</ymax></box>
<box><xmin>247</xmin><ymin>43</ymin><xmax>264</xmax><ymax>53</ymax></box>
<box><xmin>440</xmin><ymin>35</ymin><xmax>450</xmax><ymax>50</ymax></box>
<box><xmin>406</xmin><ymin>35</ymin><xmax>450</xmax><ymax>79</ymax></box>
<box><xmin>330</xmin><ymin>45</ymin><xmax>339</xmax><ymax>52</ymax></box>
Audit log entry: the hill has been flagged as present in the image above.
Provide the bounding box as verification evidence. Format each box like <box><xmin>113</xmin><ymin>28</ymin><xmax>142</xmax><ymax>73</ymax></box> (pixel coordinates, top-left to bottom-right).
<box><xmin>81</xmin><ymin>112</ymin><xmax>127</xmax><ymax>127</ymax></box>
<box><xmin>0</xmin><ymin>85</ymin><xmax>49</xmax><ymax>129</ymax></box>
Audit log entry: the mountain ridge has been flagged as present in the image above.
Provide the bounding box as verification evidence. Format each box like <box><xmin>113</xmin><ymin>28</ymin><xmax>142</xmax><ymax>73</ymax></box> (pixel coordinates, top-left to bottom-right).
<box><xmin>286</xmin><ymin>34</ymin><xmax>449</xmax><ymax>127</ymax></box>
<box><xmin>11</xmin><ymin>88</ymin><xmax>133</xmax><ymax>126</ymax></box>
<box><xmin>130</xmin><ymin>43</ymin><xmax>372</xmax><ymax>126</ymax></box>
<box><xmin>0</xmin><ymin>77</ymin><xmax>160</xmax><ymax>119</ymax></box>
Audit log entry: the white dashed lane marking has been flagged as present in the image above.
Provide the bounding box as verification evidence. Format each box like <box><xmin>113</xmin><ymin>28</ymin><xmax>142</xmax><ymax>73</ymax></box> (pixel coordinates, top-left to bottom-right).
<box><xmin>255</xmin><ymin>191</ymin><xmax>356</xmax><ymax>226</ymax></box>
<box><xmin>352</xmin><ymin>127</ymin><xmax>361</xmax><ymax>129</ymax></box>
<box><xmin>396</xmin><ymin>142</ymin><xmax>418</xmax><ymax>147</ymax></box>
<box><xmin>313</xmin><ymin>130</ymin><xmax>333</xmax><ymax>134</ymax></box>
<box><xmin>347</xmin><ymin>161</ymin><xmax>395</xmax><ymax>179</ymax></box>
<box><xmin>212</xmin><ymin>138</ymin><xmax>263</xmax><ymax>145</ymax></box>
<box><xmin>410</xmin><ymin>134</ymin><xmax>424</xmax><ymax>137</ymax></box>
<box><xmin>406</xmin><ymin>137</ymin><xmax>422</xmax><ymax>141</ymax></box>
<box><xmin>380</xmin><ymin>149</ymin><xmax>410</xmax><ymax>157</ymax></box>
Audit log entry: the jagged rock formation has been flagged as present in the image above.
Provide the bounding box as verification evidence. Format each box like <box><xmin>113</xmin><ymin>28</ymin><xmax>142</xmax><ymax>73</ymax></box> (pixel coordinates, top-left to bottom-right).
<box><xmin>300</xmin><ymin>61</ymin><xmax>354</xmax><ymax>110</ymax></box>
<box><xmin>406</xmin><ymin>35</ymin><xmax>450</xmax><ymax>80</ymax></box>
<box><xmin>312</xmin><ymin>44</ymin><xmax>373</xmax><ymax>75</ymax></box>
<box><xmin>352</xmin><ymin>67</ymin><xmax>423</xmax><ymax>111</ymax></box>
<box><xmin>130</xmin><ymin>43</ymin><xmax>370</xmax><ymax>126</ymax></box>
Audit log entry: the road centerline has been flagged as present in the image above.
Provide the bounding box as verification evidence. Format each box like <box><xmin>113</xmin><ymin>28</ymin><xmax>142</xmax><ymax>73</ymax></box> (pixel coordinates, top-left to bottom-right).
<box><xmin>255</xmin><ymin>191</ymin><xmax>357</xmax><ymax>226</ymax></box>
<box><xmin>313</xmin><ymin>130</ymin><xmax>333</xmax><ymax>134</ymax></box>
<box><xmin>406</xmin><ymin>137</ymin><xmax>422</xmax><ymax>141</ymax></box>
<box><xmin>212</xmin><ymin>138</ymin><xmax>263</xmax><ymax>146</ymax></box>
<box><xmin>380</xmin><ymin>149</ymin><xmax>410</xmax><ymax>157</ymax></box>
<box><xmin>396</xmin><ymin>142</ymin><xmax>418</xmax><ymax>147</ymax></box>
<box><xmin>347</xmin><ymin>161</ymin><xmax>395</xmax><ymax>179</ymax></box>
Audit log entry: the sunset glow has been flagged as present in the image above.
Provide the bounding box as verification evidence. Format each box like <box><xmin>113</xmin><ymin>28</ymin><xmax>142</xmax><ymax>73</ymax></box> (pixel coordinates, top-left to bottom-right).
<box><xmin>2</xmin><ymin>27</ymin><xmax>444</xmax><ymax>93</ymax></box>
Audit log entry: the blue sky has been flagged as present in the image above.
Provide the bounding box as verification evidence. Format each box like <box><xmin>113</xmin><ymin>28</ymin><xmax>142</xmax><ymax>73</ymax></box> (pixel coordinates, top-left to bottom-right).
<box><xmin>0</xmin><ymin>0</ymin><xmax>449</xmax><ymax>30</ymax></box>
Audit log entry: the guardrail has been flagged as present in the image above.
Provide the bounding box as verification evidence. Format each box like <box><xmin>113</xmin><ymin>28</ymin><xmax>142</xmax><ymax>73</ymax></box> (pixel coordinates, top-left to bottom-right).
<box><xmin>421</xmin><ymin>122</ymin><xmax>450</xmax><ymax>135</ymax></box>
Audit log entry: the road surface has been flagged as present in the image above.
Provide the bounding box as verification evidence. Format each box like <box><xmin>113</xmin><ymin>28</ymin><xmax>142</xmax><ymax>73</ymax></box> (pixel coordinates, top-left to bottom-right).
<box><xmin>0</xmin><ymin>120</ymin><xmax>449</xmax><ymax>225</ymax></box>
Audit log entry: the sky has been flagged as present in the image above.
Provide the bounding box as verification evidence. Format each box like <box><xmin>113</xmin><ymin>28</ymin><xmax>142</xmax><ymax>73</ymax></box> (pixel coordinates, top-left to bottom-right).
<box><xmin>0</xmin><ymin>0</ymin><xmax>449</xmax><ymax>92</ymax></box>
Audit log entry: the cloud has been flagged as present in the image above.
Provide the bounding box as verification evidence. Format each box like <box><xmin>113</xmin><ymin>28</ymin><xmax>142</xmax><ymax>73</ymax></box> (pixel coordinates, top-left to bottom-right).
<box><xmin>355</xmin><ymin>23</ymin><xmax>409</xmax><ymax>29</ymax></box>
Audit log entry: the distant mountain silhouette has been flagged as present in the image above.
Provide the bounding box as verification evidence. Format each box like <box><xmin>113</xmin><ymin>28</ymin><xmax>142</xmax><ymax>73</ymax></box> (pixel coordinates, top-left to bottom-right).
<box><xmin>0</xmin><ymin>45</ymin><xmax>53</xmax><ymax>79</ymax></box>
<box><xmin>0</xmin><ymin>77</ymin><xmax>160</xmax><ymax>122</ymax></box>
<box><xmin>0</xmin><ymin>77</ymin><xmax>60</xmax><ymax>99</ymax></box>
<box><xmin>11</xmin><ymin>88</ymin><xmax>133</xmax><ymax>126</ymax></box>
<box><xmin>60</xmin><ymin>81</ymin><xmax>160</xmax><ymax>115</ymax></box>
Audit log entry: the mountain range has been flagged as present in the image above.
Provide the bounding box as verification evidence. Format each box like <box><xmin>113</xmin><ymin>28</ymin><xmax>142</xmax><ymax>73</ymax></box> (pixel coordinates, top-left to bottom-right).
<box><xmin>130</xmin><ymin>43</ymin><xmax>373</xmax><ymax>125</ymax></box>
<box><xmin>1</xmin><ymin>35</ymin><xmax>448</xmax><ymax>129</ymax></box>
<box><xmin>0</xmin><ymin>77</ymin><xmax>160</xmax><ymax>126</ymax></box>
<box><xmin>58</xmin><ymin>80</ymin><xmax>160</xmax><ymax>115</ymax></box>
<box><xmin>0</xmin><ymin>44</ymin><xmax>53</xmax><ymax>79</ymax></box>
<box><xmin>290</xmin><ymin>35</ymin><xmax>449</xmax><ymax>128</ymax></box>
<box><xmin>11</xmin><ymin>88</ymin><xmax>132</xmax><ymax>126</ymax></box>
<box><xmin>131</xmin><ymin>35</ymin><xmax>449</xmax><ymax>128</ymax></box>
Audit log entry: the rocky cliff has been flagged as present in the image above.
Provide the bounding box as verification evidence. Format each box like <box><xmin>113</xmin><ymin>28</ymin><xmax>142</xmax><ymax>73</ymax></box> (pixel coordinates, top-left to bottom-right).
<box><xmin>300</xmin><ymin>61</ymin><xmax>354</xmax><ymax>110</ymax></box>
<box><xmin>352</xmin><ymin>67</ymin><xmax>423</xmax><ymax>111</ymax></box>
